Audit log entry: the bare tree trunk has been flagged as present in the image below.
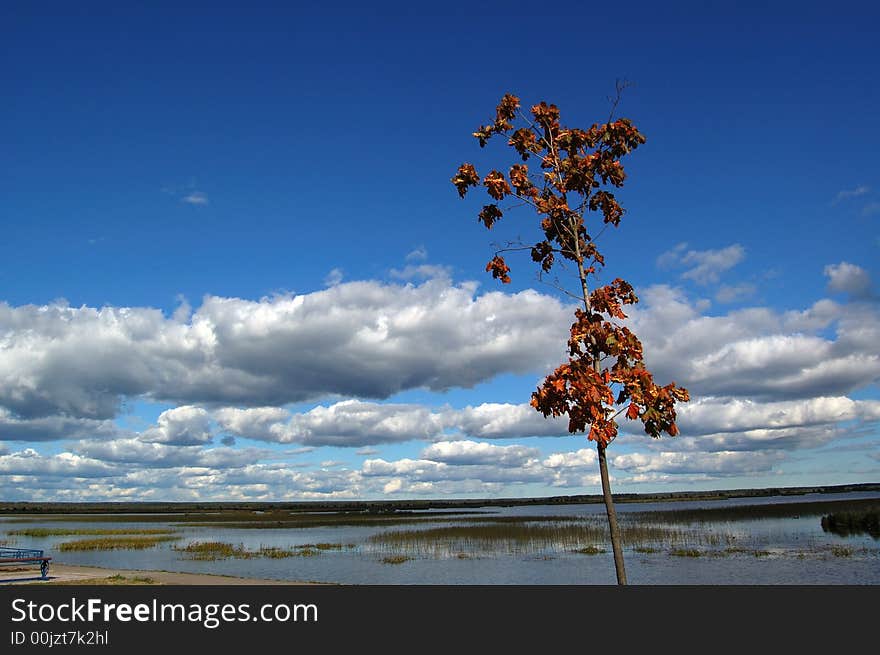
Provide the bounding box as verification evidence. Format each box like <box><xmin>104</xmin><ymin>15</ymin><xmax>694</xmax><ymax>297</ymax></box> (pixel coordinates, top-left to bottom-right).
<box><xmin>597</xmin><ymin>442</ymin><xmax>627</xmax><ymax>585</ymax></box>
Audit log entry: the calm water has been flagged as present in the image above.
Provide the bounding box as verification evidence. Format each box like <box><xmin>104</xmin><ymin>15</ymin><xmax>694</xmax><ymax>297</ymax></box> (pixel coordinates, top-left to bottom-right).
<box><xmin>2</xmin><ymin>492</ymin><xmax>878</xmax><ymax>585</ymax></box>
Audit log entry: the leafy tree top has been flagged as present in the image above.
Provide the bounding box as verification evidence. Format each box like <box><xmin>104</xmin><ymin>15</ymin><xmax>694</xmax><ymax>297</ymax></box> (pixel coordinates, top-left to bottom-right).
<box><xmin>453</xmin><ymin>93</ymin><xmax>688</xmax><ymax>448</ymax></box>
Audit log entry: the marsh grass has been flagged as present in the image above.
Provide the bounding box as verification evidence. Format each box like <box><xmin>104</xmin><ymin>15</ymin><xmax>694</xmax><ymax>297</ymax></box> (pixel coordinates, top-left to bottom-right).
<box><xmin>573</xmin><ymin>546</ymin><xmax>606</xmax><ymax>555</ymax></box>
<box><xmin>10</xmin><ymin>528</ymin><xmax>176</xmax><ymax>537</ymax></box>
<box><xmin>366</xmin><ymin>520</ymin><xmax>709</xmax><ymax>558</ymax></box>
<box><xmin>58</xmin><ymin>536</ymin><xmax>178</xmax><ymax>551</ymax></box>
<box><xmin>175</xmin><ymin>541</ymin><xmax>249</xmax><ymax>560</ymax></box>
<box><xmin>720</xmin><ymin>547</ymin><xmax>770</xmax><ymax>557</ymax></box>
<box><xmin>381</xmin><ymin>555</ymin><xmax>411</xmax><ymax>565</ymax></box>
<box><xmin>669</xmin><ymin>548</ymin><xmax>703</xmax><ymax>558</ymax></box>
<box><xmin>174</xmin><ymin>541</ymin><xmax>333</xmax><ymax>560</ymax></box>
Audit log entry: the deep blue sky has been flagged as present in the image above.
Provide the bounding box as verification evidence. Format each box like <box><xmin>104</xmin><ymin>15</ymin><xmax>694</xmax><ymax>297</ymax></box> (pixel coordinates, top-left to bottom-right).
<box><xmin>0</xmin><ymin>2</ymin><xmax>877</xmax><ymax>501</ymax></box>
<box><xmin>3</xmin><ymin>2</ymin><xmax>877</xmax><ymax>309</ymax></box>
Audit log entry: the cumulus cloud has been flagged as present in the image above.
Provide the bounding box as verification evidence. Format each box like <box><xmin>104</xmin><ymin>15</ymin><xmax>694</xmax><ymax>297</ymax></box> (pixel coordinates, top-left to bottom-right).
<box><xmin>824</xmin><ymin>262</ymin><xmax>873</xmax><ymax>298</ymax></box>
<box><xmin>217</xmin><ymin>400</ymin><xmax>446</xmax><ymax>447</ymax></box>
<box><xmin>361</xmin><ymin>441</ymin><xmax>602</xmax><ymax>492</ymax></box>
<box><xmin>141</xmin><ymin>406</ymin><xmax>213</xmax><ymax>445</ymax></box>
<box><xmin>0</xmin><ymin>410</ymin><xmax>119</xmax><ymax>442</ymax></box>
<box><xmin>71</xmin><ymin>438</ymin><xmax>267</xmax><ymax>469</ymax></box>
<box><xmin>611</xmin><ymin>450</ymin><xmax>783</xmax><ymax>476</ymax></box>
<box><xmin>420</xmin><ymin>440</ymin><xmax>540</xmax><ymax>467</ymax></box>
<box><xmin>542</xmin><ymin>448</ymin><xmax>596</xmax><ymax>469</ymax></box>
<box><xmin>0</xmin><ymin>278</ymin><xmax>569</xmax><ymax>421</ymax></box>
<box><xmin>214</xmin><ymin>401</ymin><xmax>571</xmax><ymax>447</ymax></box>
<box><xmin>0</xmin><ymin>449</ymin><xmax>117</xmax><ymax>477</ymax></box>
<box><xmin>678</xmin><ymin>396</ymin><xmax>880</xmax><ymax>436</ymax></box>
<box><xmin>657</xmin><ymin>243</ymin><xmax>745</xmax><ymax>284</ymax></box>
<box><xmin>450</xmin><ymin>403</ymin><xmax>568</xmax><ymax>438</ymax></box>
<box><xmin>627</xmin><ymin>285</ymin><xmax>880</xmax><ymax>401</ymax></box>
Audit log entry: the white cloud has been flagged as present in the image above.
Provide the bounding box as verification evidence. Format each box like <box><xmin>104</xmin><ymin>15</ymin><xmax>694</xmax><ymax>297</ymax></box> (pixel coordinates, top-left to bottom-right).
<box><xmin>833</xmin><ymin>185</ymin><xmax>869</xmax><ymax>203</ymax></box>
<box><xmin>324</xmin><ymin>268</ymin><xmax>344</xmax><ymax>287</ymax></box>
<box><xmin>449</xmin><ymin>403</ymin><xmax>568</xmax><ymax>438</ymax></box>
<box><xmin>0</xmin><ymin>278</ymin><xmax>569</xmax><ymax>420</ymax></box>
<box><xmin>0</xmin><ymin>449</ymin><xmax>117</xmax><ymax>477</ymax></box>
<box><xmin>388</xmin><ymin>264</ymin><xmax>452</xmax><ymax>280</ymax></box>
<box><xmin>657</xmin><ymin>243</ymin><xmax>745</xmax><ymax>284</ymax></box>
<box><xmin>420</xmin><ymin>440</ymin><xmax>540</xmax><ymax>467</ymax></box>
<box><xmin>715</xmin><ymin>283</ymin><xmax>756</xmax><ymax>303</ymax></box>
<box><xmin>628</xmin><ymin>285</ymin><xmax>880</xmax><ymax>401</ymax></box>
<box><xmin>611</xmin><ymin>450</ymin><xmax>783</xmax><ymax>475</ymax></box>
<box><xmin>405</xmin><ymin>246</ymin><xmax>428</xmax><ymax>262</ymax></box>
<box><xmin>141</xmin><ymin>405</ymin><xmax>212</xmax><ymax>445</ymax></box>
<box><xmin>182</xmin><ymin>191</ymin><xmax>208</xmax><ymax>205</ymax></box>
<box><xmin>542</xmin><ymin>448</ymin><xmax>596</xmax><ymax>469</ymax></box>
<box><xmin>824</xmin><ymin>262</ymin><xmax>872</xmax><ymax>298</ymax></box>
<box><xmin>214</xmin><ymin>401</ymin><xmax>571</xmax><ymax>447</ymax></box>
<box><xmin>213</xmin><ymin>406</ymin><xmax>291</xmax><ymax>440</ymax></box>
<box><xmin>678</xmin><ymin>396</ymin><xmax>880</xmax><ymax>436</ymax></box>
<box><xmin>72</xmin><ymin>438</ymin><xmax>268</xmax><ymax>469</ymax></box>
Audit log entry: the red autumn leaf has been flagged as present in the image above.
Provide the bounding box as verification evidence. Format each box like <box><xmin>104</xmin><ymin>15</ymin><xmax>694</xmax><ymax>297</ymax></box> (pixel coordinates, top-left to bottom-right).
<box><xmin>485</xmin><ymin>255</ymin><xmax>511</xmax><ymax>284</ymax></box>
<box><xmin>451</xmin><ymin>163</ymin><xmax>480</xmax><ymax>198</ymax></box>
<box><xmin>483</xmin><ymin>170</ymin><xmax>511</xmax><ymax>200</ymax></box>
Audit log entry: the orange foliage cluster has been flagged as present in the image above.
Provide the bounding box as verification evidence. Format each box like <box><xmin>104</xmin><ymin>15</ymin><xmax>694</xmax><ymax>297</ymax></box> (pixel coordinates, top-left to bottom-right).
<box><xmin>453</xmin><ymin>93</ymin><xmax>688</xmax><ymax>447</ymax></box>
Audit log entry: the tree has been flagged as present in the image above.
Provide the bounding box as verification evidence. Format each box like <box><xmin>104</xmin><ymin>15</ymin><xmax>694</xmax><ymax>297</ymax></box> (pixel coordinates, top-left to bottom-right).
<box><xmin>452</xmin><ymin>90</ymin><xmax>689</xmax><ymax>584</ymax></box>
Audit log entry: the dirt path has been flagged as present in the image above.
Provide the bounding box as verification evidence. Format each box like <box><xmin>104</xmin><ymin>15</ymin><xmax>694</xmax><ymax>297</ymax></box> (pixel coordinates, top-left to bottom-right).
<box><xmin>0</xmin><ymin>563</ymin><xmax>322</xmax><ymax>585</ymax></box>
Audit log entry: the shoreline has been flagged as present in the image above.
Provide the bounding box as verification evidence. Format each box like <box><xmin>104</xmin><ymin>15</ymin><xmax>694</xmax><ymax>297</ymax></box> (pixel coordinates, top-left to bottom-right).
<box><xmin>2</xmin><ymin>482</ymin><xmax>877</xmax><ymax>516</ymax></box>
<box><xmin>0</xmin><ymin>563</ymin><xmax>324</xmax><ymax>586</ymax></box>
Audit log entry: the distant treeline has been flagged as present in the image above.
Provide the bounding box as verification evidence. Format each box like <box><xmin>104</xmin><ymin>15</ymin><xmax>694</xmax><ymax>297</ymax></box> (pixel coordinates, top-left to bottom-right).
<box><xmin>1</xmin><ymin>482</ymin><xmax>877</xmax><ymax>515</ymax></box>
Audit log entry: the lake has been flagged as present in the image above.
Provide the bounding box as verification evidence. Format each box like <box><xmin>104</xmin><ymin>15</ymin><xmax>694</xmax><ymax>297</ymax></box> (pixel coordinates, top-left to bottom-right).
<box><xmin>2</xmin><ymin>491</ymin><xmax>878</xmax><ymax>585</ymax></box>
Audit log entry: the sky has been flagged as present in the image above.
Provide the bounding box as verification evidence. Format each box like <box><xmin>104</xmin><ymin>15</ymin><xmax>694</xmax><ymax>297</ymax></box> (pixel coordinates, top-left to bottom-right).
<box><xmin>1</xmin><ymin>1</ymin><xmax>878</xmax><ymax>502</ymax></box>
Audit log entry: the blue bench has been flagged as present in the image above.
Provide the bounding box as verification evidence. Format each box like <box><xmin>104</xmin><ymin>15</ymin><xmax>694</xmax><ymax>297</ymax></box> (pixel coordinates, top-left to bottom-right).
<box><xmin>0</xmin><ymin>547</ymin><xmax>51</xmax><ymax>579</ymax></box>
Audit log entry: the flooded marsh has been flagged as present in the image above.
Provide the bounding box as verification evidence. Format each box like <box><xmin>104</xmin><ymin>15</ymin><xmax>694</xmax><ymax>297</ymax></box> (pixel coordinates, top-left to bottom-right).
<box><xmin>2</xmin><ymin>491</ymin><xmax>878</xmax><ymax>584</ymax></box>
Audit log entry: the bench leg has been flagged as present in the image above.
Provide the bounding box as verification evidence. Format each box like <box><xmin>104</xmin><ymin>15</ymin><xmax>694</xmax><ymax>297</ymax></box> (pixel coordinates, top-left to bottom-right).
<box><xmin>40</xmin><ymin>561</ymin><xmax>49</xmax><ymax>579</ymax></box>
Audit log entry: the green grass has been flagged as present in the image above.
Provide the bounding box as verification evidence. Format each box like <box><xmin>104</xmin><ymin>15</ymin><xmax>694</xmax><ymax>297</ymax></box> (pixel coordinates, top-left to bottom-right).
<box><xmin>9</xmin><ymin>528</ymin><xmax>176</xmax><ymax>537</ymax></box>
<box><xmin>57</xmin><ymin>536</ymin><xmax>178</xmax><ymax>551</ymax></box>
<box><xmin>830</xmin><ymin>546</ymin><xmax>853</xmax><ymax>558</ymax></box>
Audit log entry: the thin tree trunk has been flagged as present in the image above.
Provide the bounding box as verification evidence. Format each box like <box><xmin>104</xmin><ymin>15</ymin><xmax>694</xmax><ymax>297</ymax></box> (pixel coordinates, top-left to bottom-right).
<box><xmin>597</xmin><ymin>442</ymin><xmax>627</xmax><ymax>585</ymax></box>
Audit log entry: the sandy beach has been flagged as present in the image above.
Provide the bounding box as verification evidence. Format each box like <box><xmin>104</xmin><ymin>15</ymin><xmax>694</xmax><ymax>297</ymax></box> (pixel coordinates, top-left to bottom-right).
<box><xmin>0</xmin><ymin>564</ymin><xmax>318</xmax><ymax>585</ymax></box>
